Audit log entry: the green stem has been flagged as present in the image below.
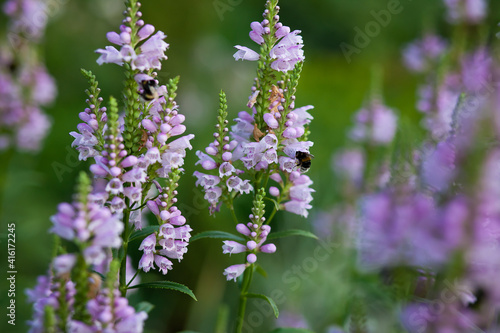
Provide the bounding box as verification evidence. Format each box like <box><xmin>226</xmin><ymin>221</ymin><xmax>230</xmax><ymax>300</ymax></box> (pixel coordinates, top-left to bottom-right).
<box><xmin>266</xmin><ymin>206</ymin><xmax>278</xmax><ymax>225</ymax></box>
<box><xmin>126</xmin><ymin>269</ymin><xmax>139</xmax><ymax>288</ymax></box>
<box><xmin>235</xmin><ymin>264</ymin><xmax>254</xmax><ymax>333</ymax></box>
<box><xmin>230</xmin><ymin>206</ymin><xmax>239</xmax><ymax>224</ymax></box>
<box><xmin>119</xmin><ymin>208</ymin><xmax>130</xmax><ymax>296</ymax></box>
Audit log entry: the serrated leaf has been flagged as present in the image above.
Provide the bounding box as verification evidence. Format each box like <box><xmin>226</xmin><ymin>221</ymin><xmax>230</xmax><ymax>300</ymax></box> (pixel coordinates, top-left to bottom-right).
<box><xmin>266</xmin><ymin>229</ymin><xmax>318</xmax><ymax>241</ymax></box>
<box><xmin>246</xmin><ymin>293</ymin><xmax>279</xmax><ymax>318</ymax></box>
<box><xmin>129</xmin><ymin>225</ymin><xmax>159</xmax><ymax>242</ymax></box>
<box><xmin>190</xmin><ymin>230</ymin><xmax>245</xmax><ymax>243</ymax></box>
<box><xmin>128</xmin><ymin>281</ymin><xmax>197</xmax><ymax>301</ymax></box>
<box><xmin>269</xmin><ymin>327</ymin><xmax>317</xmax><ymax>333</ymax></box>
<box><xmin>135</xmin><ymin>301</ymin><xmax>154</xmax><ymax>314</ymax></box>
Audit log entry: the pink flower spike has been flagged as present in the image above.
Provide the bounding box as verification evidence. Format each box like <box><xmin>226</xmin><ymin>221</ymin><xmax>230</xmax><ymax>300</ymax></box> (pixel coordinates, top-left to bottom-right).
<box><xmin>154</xmin><ymin>255</ymin><xmax>173</xmax><ymax>275</ymax></box>
<box><xmin>90</xmin><ymin>164</ymin><xmax>108</xmax><ymax>177</ymax></box>
<box><xmin>223</xmin><ymin>264</ymin><xmax>247</xmax><ymax>282</ymax></box>
<box><xmin>170</xmin><ymin>215</ymin><xmax>186</xmax><ymax>226</ymax></box>
<box><xmin>123</xmin><ymin>187</ymin><xmax>142</xmax><ymax>202</ymax></box>
<box><xmin>138</xmin><ymin>252</ymin><xmax>155</xmax><ymax>272</ymax></box>
<box><xmin>236</xmin><ymin>223</ymin><xmax>251</xmax><ymax>236</ymax></box>
<box><xmin>233</xmin><ymin>45</ymin><xmax>260</xmax><ymax>61</ymax></box>
<box><xmin>270</xmin><ymin>172</ymin><xmax>283</xmax><ymax>183</ymax></box>
<box><xmin>147</xmin><ymin>200</ymin><xmax>160</xmax><ymax>215</ymax></box>
<box><xmin>138</xmin><ymin>24</ymin><xmax>155</xmax><ymax>41</ymax></box>
<box><xmin>249</xmin><ymin>21</ymin><xmax>265</xmax><ymax>44</ymax></box>
<box><xmin>160</xmin><ymin>210</ymin><xmax>170</xmax><ymax>221</ymax></box>
<box><xmin>246</xmin><ymin>253</ymin><xmax>257</xmax><ymax>264</ymax></box>
<box><xmin>106</xmin><ymin>31</ymin><xmax>122</xmax><ymax>45</ymax></box>
<box><xmin>53</xmin><ymin>254</ymin><xmax>76</xmax><ymax>275</ymax></box>
<box><xmin>121</xmin><ymin>155</ymin><xmax>138</xmax><ymax>168</ymax></box>
<box><xmin>246</xmin><ymin>240</ymin><xmax>257</xmax><ymax>250</ymax></box>
<box><xmin>222</xmin><ymin>241</ymin><xmax>247</xmax><ymax>255</ymax></box>
<box><xmin>142</xmin><ymin>118</ymin><xmax>157</xmax><ymax>132</ymax></box>
<box><xmin>139</xmin><ymin>233</ymin><xmax>157</xmax><ymax>254</ymax></box>
<box><xmin>275</xmin><ymin>25</ymin><xmax>290</xmax><ymax>39</ymax></box>
<box><xmin>109</xmin><ymin>166</ymin><xmax>121</xmax><ymax>177</ymax></box>
<box><xmin>269</xmin><ymin>186</ymin><xmax>280</xmax><ymax>197</ymax></box>
<box><xmin>260</xmin><ymin>243</ymin><xmax>277</xmax><ymax>253</ymax></box>
<box><xmin>105</xmin><ymin>178</ymin><xmax>124</xmax><ymax>194</ymax></box>
<box><xmin>263</xmin><ymin>113</ymin><xmax>279</xmax><ymax>129</ymax></box>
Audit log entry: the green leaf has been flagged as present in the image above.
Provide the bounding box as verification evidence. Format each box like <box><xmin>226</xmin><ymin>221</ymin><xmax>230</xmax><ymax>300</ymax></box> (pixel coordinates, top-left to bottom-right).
<box><xmin>270</xmin><ymin>326</ymin><xmax>317</xmax><ymax>333</ymax></box>
<box><xmin>266</xmin><ymin>229</ymin><xmax>318</xmax><ymax>241</ymax></box>
<box><xmin>129</xmin><ymin>225</ymin><xmax>159</xmax><ymax>242</ymax></box>
<box><xmin>128</xmin><ymin>281</ymin><xmax>197</xmax><ymax>301</ymax></box>
<box><xmin>177</xmin><ymin>331</ymin><xmax>201</xmax><ymax>333</ymax></box>
<box><xmin>135</xmin><ymin>301</ymin><xmax>154</xmax><ymax>314</ymax></box>
<box><xmin>190</xmin><ymin>230</ymin><xmax>245</xmax><ymax>243</ymax></box>
<box><xmin>246</xmin><ymin>293</ymin><xmax>279</xmax><ymax>318</ymax></box>
<box><xmin>254</xmin><ymin>264</ymin><xmax>268</xmax><ymax>278</ymax></box>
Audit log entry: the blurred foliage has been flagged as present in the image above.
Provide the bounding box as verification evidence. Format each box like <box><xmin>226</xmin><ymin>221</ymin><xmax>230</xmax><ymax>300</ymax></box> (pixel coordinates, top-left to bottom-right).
<box><xmin>1</xmin><ymin>0</ymin><xmax>500</xmax><ymax>332</ymax></box>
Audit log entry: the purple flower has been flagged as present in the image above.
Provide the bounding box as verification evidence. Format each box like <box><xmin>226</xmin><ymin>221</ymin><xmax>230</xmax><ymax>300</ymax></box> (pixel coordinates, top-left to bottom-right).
<box><xmin>444</xmin><ymin>0</ymin><xmax>487</xmax><ymax>24</ymax></box>
<box><xmin>461</xmin><ymin>48</ymin><xmax>492</xmax><ymax>93</ymax></box>
<box><xmin>222</xmin><ymin>241</ymin><xmax>247</xmax><ymax>255</ymax></box>
<box><xmin>270</xmin><ymin>30</ymin><xmax>305</xmax><ymax>72</ymax></box>
<box><xmin>233</xmin><ymin>45</ymin><xmax>260</xmax><ymax>61</ymax></box>
<box><xmin>223</xmin><ymin>264</ymin><xmax>247</xmax><ymax>282</ymax></box>
<box><xmin>421</xmin><ymin>140</ymin><xmax>456</xmax><ymax>192</ymax></box>
<box><xmin>154</xmin><ymin>255</ymin><xmax>173</xmax><ymax>275</ymax></box>
<box><xmin>26</xmin><ymin>273</ymin><xmax>76</xmax><ymax>333</ymax></box>
<box><xmin>50</xmin><ymin>195</ymin><xmax>122</xmax><ymax>265</ymax></box>
<box><xmin>402</xmin><ymin>34</ymin><xmax>448</xmax><ymax>73</ymax></box>
<box><xmin>249</xmin><ymin>21</ymin><xmax>265</xmax><ymax>44</ymax></box>
<box><xmin>139</xmin><ymin>252</ymin><xmax>155</xmax><ymax>272</ymax></box>
<box><xmin>332</xmin><ymin>148</ymin><xmax>365</xmax><ymax>186</ymax></box>
<box><xmin>96</xmin><ymin>11</ymin><xmax>169</xmax><ymax>72</ymax></box>
<box><xmin>86</xmin><ymin>288</ymin><xmax>148</xmax><ymax>332</ymax></box>
<box><xmin>349</xmin><ymin>100</ymin><xmax>398</xmax><ymax>145</ymax></box>
<box><xmin>139</xmin><ymin>233</ymin><xmax>157</xmax><ymax>254</ymax></box>
<box><xmin>52</xmin><ymin>254</ymin><xmax>76</xmax><ymax>275</ymax></box>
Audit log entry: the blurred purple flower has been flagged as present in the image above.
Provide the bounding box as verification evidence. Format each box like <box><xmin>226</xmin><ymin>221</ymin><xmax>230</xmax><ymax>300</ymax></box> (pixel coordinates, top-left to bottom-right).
<box><xmin>349</xmin><ymin>99</ymin><xmax>398</xmax><ymax>145</ymax></box>
<box><xmin>402</xmin><ymin>34</ymin><xmax>448</xmax><ymax>73</ymax></box>
<box><xmin>443</xmin><ymin>0</ymin><xmax>487</xmax><ymax>24</ymax></box>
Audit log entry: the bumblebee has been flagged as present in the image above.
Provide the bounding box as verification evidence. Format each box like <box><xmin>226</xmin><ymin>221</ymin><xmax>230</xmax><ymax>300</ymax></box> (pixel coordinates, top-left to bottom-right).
<box><xmin>140</xmin><ymin>79</ymin><xmax>159</xmax><ymax>101</ymax></box>
<box><xmin>295</xmin><ymin>151</ymin><xmax>314</xmax><ymax>173</ymax></box>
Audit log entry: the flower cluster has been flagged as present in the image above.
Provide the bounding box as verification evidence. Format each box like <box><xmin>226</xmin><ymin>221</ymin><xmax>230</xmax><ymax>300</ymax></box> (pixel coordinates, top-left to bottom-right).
<box><xmin>222</xmin><ymin>190</ymin><xmax>277</xmax><ymax>282</ymax></box>
<box><xmin>138</xmin><ymin>200</ymin><xmax>192</xmax><ymax>275</ymax></box>
<box><xmin>319</xmin><ymin>1</ymin><xmax>500</xmax><ymax>330</ymax></box>
<box><xmin>26</xmin><ymin>258</ymin><xmax>148</xmax><ymax>333</ymax></box>
<box><xmin>222</xmin><ymin>223</ymin><xmax>276</xmax><ymax>281</ymax></box>
<box><xmin>50</xmin><ymin>194</ymin><xmax>122</xmax><ymax>266</ymax></box>
<box><xmin>402</xmin><ymin>34</ymin><xmax>448</xmax><ymax>73</ymax></box>
<box><xmin>70</xmin><ymin>71</ymin><xmax>107</xmax><ymax>160</ymax></box>
<box><xmin>348</xmin><ymin>98</ymin><xmax>398</xmax><ymax>146</ymax></box>
<box><xmin>26</xmin><ymin>272</ymin><xmax>76</xmax><ymax>333</ymax></box>
<box><xmin>194</xmin><ymin>92</ymin><xmax>255</xmax><ymax>213</ymax></box>
<box><xmin>443</xmin><ymin>0</ymin><xmax>487</xmax><ymax>24</ymax></box>
<box><xmin>3</xmin><ymin>0</ymin><xmax>50</xmax><ymax>42</ymax></box>
<box><xmin>96</xmin><ymin>8</ymin><xmax>168</xmax><ymax>72</ymax></box>
<box><xmin>233</xmin><ymin>12</ymin><xmax>305</xmax><ymax>72</ymax></box>
<box><xmin>72</xmin><ymin>288</ymin><xmax>148</xmax><ymax>332</ymax></box>
<box><xmin>0</xmin><ymin>0</ymin><xmax>57</xmax><ymax>152</ymax></box>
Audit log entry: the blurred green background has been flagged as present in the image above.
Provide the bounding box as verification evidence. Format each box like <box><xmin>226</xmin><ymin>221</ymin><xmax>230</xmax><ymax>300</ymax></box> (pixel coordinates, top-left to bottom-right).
<box><xmin>1</xmin><ymin>0</ymin><xmax>500</xmax><ymax>332</ymax></box>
